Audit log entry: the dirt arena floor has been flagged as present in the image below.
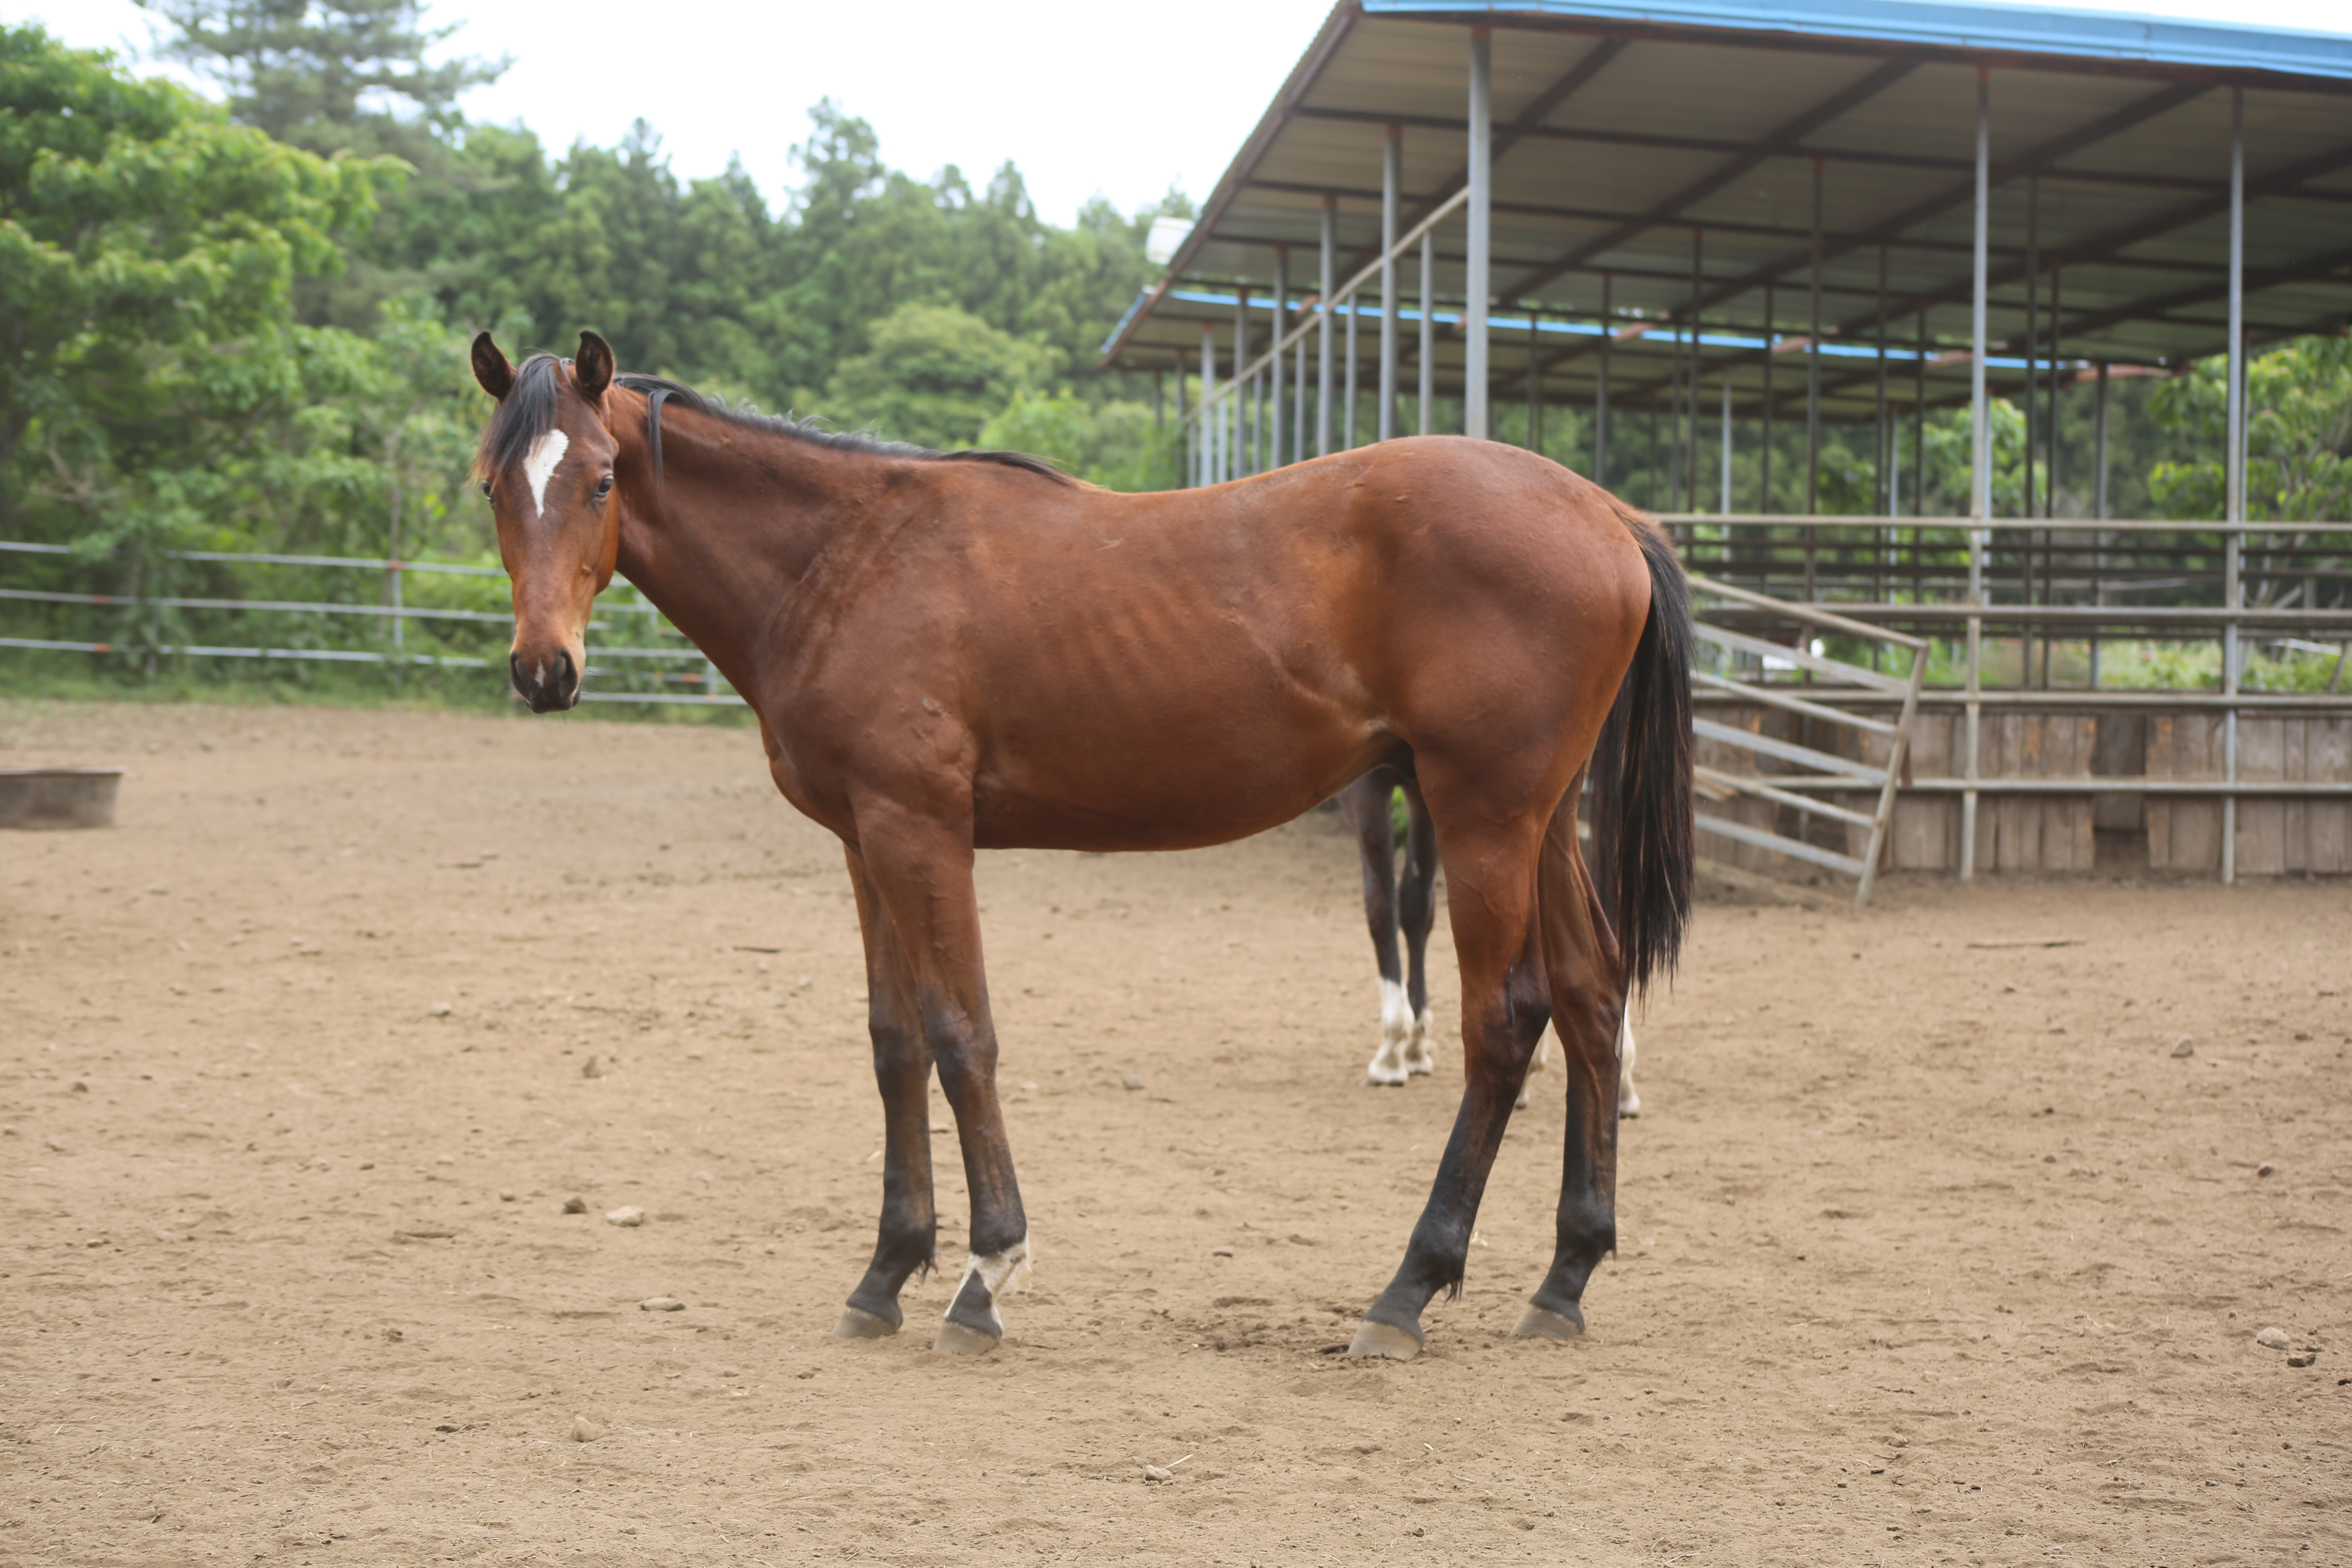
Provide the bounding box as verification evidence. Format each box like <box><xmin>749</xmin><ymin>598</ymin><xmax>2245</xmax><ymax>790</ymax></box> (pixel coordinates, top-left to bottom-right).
<box><xmin>2</xmin><ymin>698</ymin><xmax>2346</xmax><ymax>1567</ymax></box>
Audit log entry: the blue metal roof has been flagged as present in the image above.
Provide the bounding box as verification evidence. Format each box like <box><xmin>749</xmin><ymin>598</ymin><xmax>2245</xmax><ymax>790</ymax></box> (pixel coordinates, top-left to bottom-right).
<box><xmin>1366</xmin><ymin>0</ymin><xmax>2352</xmax><ymax>82</ymax></box>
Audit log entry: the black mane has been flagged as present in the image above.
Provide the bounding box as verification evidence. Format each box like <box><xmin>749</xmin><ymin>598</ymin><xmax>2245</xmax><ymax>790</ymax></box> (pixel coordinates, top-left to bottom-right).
<box><xmin>475</xmin><ymin>352</ymin><xmax>568</xmax><ymax>481</ymax></box>
<box><xmin>612</xmin><ymin>372</ymin><xmax>1075</xmax><ymax>485</ymax></box>
<box><xmin>475</xmin><ymin>354</ymin><xmax>1073</xmax><ymax>487</ymax></box>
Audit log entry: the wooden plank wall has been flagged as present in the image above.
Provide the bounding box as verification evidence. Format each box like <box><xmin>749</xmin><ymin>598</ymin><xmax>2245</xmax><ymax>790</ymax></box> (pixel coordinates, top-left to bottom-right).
<box><xmin>1698</xmin><ymin>700</ymin><xmax>2351</xmax><ymax>879</ymax></box>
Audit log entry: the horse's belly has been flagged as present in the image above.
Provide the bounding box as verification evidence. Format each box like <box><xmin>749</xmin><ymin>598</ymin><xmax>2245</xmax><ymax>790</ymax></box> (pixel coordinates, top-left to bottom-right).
<box><xmin>969</xmin><ymin>713</ymin><xmax>1379</xmax><ymax>853</ymax></box>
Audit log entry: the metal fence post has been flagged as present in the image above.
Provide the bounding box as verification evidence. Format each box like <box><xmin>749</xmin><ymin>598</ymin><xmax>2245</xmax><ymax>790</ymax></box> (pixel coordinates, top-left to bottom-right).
<box><xmin>1962</xmin><ymin>65</ymin><xmax>1991</xmax><ymax>882</ymax></box>
<box><xmin>1380</xmin><ymin>125</ymin><xmax>1400</xmax><ymax>444</ymax></box>
<box><xmin>2223</xmin><ymin>85</ymin><xmax>2245</xmax><ymax>884</ymax></box>
<box><xmin>1464</xmin><ymin>27</ymin><xmax>1491</xmax><ymax>441</ymax></box>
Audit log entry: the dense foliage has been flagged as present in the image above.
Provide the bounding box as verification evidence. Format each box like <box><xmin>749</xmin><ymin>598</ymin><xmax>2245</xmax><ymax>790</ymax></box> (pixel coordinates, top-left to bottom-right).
<box><xmin>0</xmin><ymin>7</ymin><xmax>2342</xmax><ymax>702</ymax></box>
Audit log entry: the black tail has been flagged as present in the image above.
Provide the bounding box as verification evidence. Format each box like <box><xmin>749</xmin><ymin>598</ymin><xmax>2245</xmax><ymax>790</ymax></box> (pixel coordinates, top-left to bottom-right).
<box><xmin>1588</xmin><ymin>510</ymin><xmax>1695</xmax><ymax>996</ymax></box>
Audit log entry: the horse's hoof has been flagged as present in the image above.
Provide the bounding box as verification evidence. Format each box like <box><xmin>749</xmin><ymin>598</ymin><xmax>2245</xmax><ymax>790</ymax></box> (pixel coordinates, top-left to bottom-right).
<box><xmin>1619</xmin><ymin>1101</ymin><xmax>1642</xmax><ymax>1119</ymax></box>
<box><xmin>831</xmin><ymin>1305</ymin><xmax>899</xmax><ymax>1340</ymax></box>
<box><xmin>932</xmin><ymin>1319</ymin><xmax>1000</xmax><ymax>1356</ymax></box>
<box><xmin>1346</xmin><ymin>1319</ymin><xmax>1422</xmax><ymax>1361</ymax></box>
<box><xmin>1364</xmin><ymin>1067</ymin><xmax>1408</xmax><ymax>1088</ymax></box>
<box><xmin>1511</xmin><ymin>1302</ymin><xmax>1587</xmax><ymax>1341</ymax></box>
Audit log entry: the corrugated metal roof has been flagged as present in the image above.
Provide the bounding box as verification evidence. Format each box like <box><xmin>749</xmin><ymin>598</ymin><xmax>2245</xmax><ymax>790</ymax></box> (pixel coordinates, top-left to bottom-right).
<box><xmin>1370</xmin><ymin>0</ymin><xmax>2352</xmax><ymax>81</ymax></box>
<box><xmin>1105</xmin><ymin>2</ymin><xmax>2352</xmax><ymax>423</ymax></box>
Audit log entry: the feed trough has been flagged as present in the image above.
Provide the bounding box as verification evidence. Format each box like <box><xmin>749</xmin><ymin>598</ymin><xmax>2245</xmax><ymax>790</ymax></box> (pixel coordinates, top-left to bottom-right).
<box><xmin>0</xmin><ymin>767</ymin><xmax>125</xmax><ymax>829</ymax></box>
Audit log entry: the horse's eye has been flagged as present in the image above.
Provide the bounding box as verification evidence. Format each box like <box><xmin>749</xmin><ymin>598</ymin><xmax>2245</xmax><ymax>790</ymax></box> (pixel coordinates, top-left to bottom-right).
<box><xmin>479</xmin><ymin>480</ymin><xmax>492</xmax><ymax>499</ymax></box>
<box><xmin>596</xmin><ymin>474</ymin><xmax>615</xmax><ymax>499</ymax></box>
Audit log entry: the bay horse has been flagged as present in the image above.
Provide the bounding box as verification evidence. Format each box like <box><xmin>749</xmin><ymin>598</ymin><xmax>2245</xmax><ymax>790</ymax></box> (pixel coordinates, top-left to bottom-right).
<box><xmin>470</xmin><ymin>331</ymin><xmax>1693</xmax><ymax>1361</ymax></box>
<box><xmin>1338</xmin><ymin>771</ymin><xmax>1642</xmax><ymax>1115</ymax></box>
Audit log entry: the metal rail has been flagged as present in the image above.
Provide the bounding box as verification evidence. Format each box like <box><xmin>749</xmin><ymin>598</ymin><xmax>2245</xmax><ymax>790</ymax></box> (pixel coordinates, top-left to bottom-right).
<box><xmin>0</xmin><ymin>542</ymin><xmax>742</xmax><ymax>706</ymax></box>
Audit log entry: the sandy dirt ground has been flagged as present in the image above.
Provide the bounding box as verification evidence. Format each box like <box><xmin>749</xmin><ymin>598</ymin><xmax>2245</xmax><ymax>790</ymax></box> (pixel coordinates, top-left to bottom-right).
<box><xmin>2</xmin><ymin>698</ymin><xmax>2346</xmax><ymax>1568</ymax></box>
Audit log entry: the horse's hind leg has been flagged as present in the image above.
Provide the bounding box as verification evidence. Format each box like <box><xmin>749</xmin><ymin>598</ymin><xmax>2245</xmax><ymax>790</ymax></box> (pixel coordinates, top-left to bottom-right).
<box><xmin>1350</xmin><ymin>815</ymin><xmax>1550</xmax><ymax>1360</ymax></box>
<box><xmin>1395</xmin><ymin>776</ymin><xmax>1440</xmax><ymax>1078</ymax></box>
<box><xmin>833</xmin><ymin>844</ymin><xmax>939</xmax><ymax>1339</ymax></box>
<box><xmin>842</xmin><ymin>801</ymin><xmax>1029</xmax><ymax>1356</ymax></box>
<box><xmin>1338</xmin><ymin>771</ymin><xmax>1413</xmax><ymax>1086</ymax></box>
<box><xmin>1618</xmin><ymin>1015</ymin><xmax>1642</xmax><ymax>1118</ymax></box>
<box><xmin>1516</xmin><ymin>793</ymin><xmax>1629</xmax><ymax>1340</ymax></box>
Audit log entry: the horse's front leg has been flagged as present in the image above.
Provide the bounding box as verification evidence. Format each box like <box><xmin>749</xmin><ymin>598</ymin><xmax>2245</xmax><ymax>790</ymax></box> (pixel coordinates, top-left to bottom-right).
<box><xmin>851</xmin><ymin>798</ymin><xmax>1028</xmax><ymax>1356</ymax></box>
<box><xmin>832</xmin><ymin>845</ymin><xmax>939</xmax><ymax>1339</ymax></box>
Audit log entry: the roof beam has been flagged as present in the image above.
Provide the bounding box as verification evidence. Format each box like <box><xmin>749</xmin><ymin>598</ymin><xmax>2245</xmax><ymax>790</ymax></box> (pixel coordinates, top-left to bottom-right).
<box><xmin>1330</xmin><ymin>39</ymin><xmax>1627</xmax><ymax>283</ymax></box>
<box><xmin>1292</xmin><ymin>102</ymin><xmax>2328</xmax><ymax>200</ymax></box>
<box><xmin>1503</xmin><ymin>58</ymin><xmax>1919</xmax><ymax>301</ymax></box>
<box><xmin>1810</xmin><ymin>135</ymin><xmax>2352</xmax><ymax>350</ymax></box>
<box><xmin>1243</xmin><ymin>178</ymin><xmax>2236</xmax><ymax>279</ymax></box>
<box><xmin>1529</xmin><ymin>80</ymin><xmax>2213</xmax><ymax>376</ymax></box>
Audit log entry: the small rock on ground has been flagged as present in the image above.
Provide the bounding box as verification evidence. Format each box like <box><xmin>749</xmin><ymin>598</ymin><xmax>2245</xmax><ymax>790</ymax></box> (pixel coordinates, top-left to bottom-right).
<box><xmin>1122</xmin><ymin>1074</ymin><xmax>1145</xmax><ymax>1091</ymax></box>
<box><xmin>570</xmin><ymin>1415</ymin><xmax>605</xmax><ymax>1442</ymax></box>
<box><xmin>562</xmin><ymin>1196</ymin><xmax>588</xmax><ymax>1214</ymax></box>
<box><xmin>2255</xmin><ymin>1326</ymin><xmax>2292</xmax><ymax>1350</ymax></box>
<box><xmin>1142</xmin><ymin>1465</ymin><xmax>1173</xmax><ymax>1483</ymax></box>
<box><xmin>639</xmin><ymin>1296</ymin><xmax>685</xmax><ymax>1312</ymax></box>
<box><xmin>2172</xmin><ymin>1038</ymin><xmax>2196</xmax><ymax>1058</ymax></box>
<box><xmin>581</xmin><ymin>1055</ymin><xmax>605</xmax><ymax>1079</ymax></box>
<box><xmin>604</xmin><ymin>1205</ymin><xmax>646</xmax><ymax>1227</ymax></box>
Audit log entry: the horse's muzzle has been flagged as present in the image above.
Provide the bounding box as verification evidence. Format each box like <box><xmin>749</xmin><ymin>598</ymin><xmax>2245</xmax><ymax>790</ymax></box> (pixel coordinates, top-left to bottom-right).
<box><xmin>510</xmin><ymin>648</ymin><xmax>581</xmax><ymax>713</ymax></box>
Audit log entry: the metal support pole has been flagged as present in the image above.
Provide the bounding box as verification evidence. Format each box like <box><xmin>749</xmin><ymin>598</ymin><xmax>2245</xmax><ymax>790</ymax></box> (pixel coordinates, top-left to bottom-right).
<box><xmin>1595</xmin><ymin>273</ymin><xmax>1611</xmax><ymax>487</ymax></box>
<box><xmin>1875</xmin><ymin>241</ymin><xmax>1890</xmax><ymax>612</ymax></box>
<box><xmin>1344</xmin><ymin>290</ymin><xmax>1359</xmax><ymax>449</ymax></box>
<box><xmin>1464</xmin><ymin>28</ymin><xmax>1492</xmax><ymax>441</ymax></box>
<box><xmin>1964</xmin><ymin>66</ymin><xmax>1990</xmax><ymax>882</ymax></box>
<box><xmin>1913</xmin><ymin>308</ymin><xmax>1927</xmax><ymax>518</ymax></box>
<box><xmin>1686</xmin><ymin>227</ymin><xmax>1703</xmax><ymax>508</ymax></box>
<box><xmin>1875</xmin><ymin>243</ymin><xmax>1889</xmax><ymax>514</ymax></box>
<box><xmin>1761</xmin><ymin>282</ymin><xmax>1774</xmax><ymax>514</ymax></box>
<box><xmin>1720</xmin><ymin>371</ymin><xmax>1733</xmax><ymax>514</ymax></box>
<box><xmin>2048</xmin><ymin>263</ymin><xmax>2062</xmax><ymax>514</ymax></box>
<box><xmin>1526</xmin><ymin>311</ymin><xmax>1541</xmax><ymax>451</ymax></box>
<box><xmin>1293</xmin><ymin>322</ymin><xmax>1307</xmax><ymax>466</ymax></box>
<box><xmin>1174</xmin><ymin>358</ymin><xmax>1188</xmax><ymax>484</ymax></box>
<box><xmin>1232</xmin><ymin>282</ymin><xmax>1249</xmax><ymax>480</ymax></box>
<box><xmin>1806</xmin><ymin>158</ymin><xmax>1823</xmax><ymax>517</ymax></box>
<box><xmin>2091</xmin><ymin>359</ymin><xmax>2109</xmax><ymax>687</ymax></box>
<box><xmin>1200</xmin><ymin>327</ymin><xmax>1216</xmax><ymax>489</ymax></box>
<box><xmin>1417</xmin><ymin>232</ymin><xmax>1434</xmax><ymax>436</ymax></box>
<box><xmin>1271</xmin><ymin>247</ymin><xmax>1287</xmax><ymax>469</ymax></box>
<box><xmin>2223</xmin><ymin>85</ymin><xmax>2245</xmax><ymax>884</ymax></box>
<box><xmin>2094</xmin><ymin>361</ymin><xmax>2110</xmax><ymax>521</ymax></box>
<box><xmin>2025</xmin><ymin>174</ymin><xmax>2039</xmax><ymax>521</ymax></box>
<box><xmin>1380</xmin><ymin>125</ymin><xmax>1400</xmax><ymax>444</ymax></box>
<box><xmin>1318</xmin><ymin>196</ymin><xmax>1335</xmax><ymax>458</ymax></box>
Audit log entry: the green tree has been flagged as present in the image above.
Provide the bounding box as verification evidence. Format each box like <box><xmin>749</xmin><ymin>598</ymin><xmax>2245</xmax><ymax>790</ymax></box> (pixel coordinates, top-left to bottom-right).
<box><xmin>0</xmin><ymin>22</ymin><xmax>390</xmax><ymax>543</ymax></box>
<box><xmin>2149</xmin><ymin>338</ymin><xmax>2352</xmax><ymax>527</ymax></box>
<box><xmin>979</xmin><ymin>390</ymin><xmax>1173</xmax><ymax>490</ymax></box>
<box><xmin>821</xmin><ymin>303</ymin><xmax>1050</xmax><ymax>450</ymax></box>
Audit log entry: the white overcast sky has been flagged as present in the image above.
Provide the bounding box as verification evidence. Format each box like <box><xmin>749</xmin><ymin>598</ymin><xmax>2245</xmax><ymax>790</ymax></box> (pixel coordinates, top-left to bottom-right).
<box><xmin>25</xmin><ymin>0</ymin><xmax>2352</xmax><ymax>226</ymax></box>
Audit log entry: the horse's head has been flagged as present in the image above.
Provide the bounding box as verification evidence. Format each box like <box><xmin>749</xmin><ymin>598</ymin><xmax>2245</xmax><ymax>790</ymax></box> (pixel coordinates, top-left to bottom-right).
<box><xmin>471</xmin><ymin>330</ymin><xmax>623</xmax><ymax>713</ymax></box>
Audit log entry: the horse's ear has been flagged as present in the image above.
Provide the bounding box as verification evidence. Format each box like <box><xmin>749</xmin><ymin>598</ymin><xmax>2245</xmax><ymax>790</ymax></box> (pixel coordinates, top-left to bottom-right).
<box><xmin>471</xmin><ymin>332</ymin><xmax>514</xmax><ymax>401</ymax></box>
<box><xmin>575</xmin><ymin>331</ymin><xmax>615</xmax><ymax>403</ymax></box>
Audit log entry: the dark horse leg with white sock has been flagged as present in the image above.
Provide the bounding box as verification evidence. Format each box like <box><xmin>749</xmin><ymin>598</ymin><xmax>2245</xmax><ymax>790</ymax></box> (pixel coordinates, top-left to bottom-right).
<box><xmin>1338</xmin><ymin>767</ymin><xmax>1439</xmax><ymax>1086</ymax></box>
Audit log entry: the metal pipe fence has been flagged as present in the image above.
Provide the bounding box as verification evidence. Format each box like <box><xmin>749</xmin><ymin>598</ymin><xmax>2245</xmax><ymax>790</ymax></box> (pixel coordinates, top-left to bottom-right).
<box><xmin>0</xmin><ymin>540</ymin><xmax>744</xmax><ymax>706</ymax></box>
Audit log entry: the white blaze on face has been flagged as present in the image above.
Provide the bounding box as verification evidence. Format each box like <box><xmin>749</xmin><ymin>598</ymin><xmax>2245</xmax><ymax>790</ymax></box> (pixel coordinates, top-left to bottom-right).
<box><xmin>523</xmin><ymin>428</ymin><xmax>570</xmax><ymax>519</ymax></box>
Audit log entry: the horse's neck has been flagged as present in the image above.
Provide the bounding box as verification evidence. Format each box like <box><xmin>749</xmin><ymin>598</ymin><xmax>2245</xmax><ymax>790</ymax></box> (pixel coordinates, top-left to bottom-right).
<box><xmin>606</xmin><ymin>420</ymin><xmax>855</xmax><ymax>695</ymax></box>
